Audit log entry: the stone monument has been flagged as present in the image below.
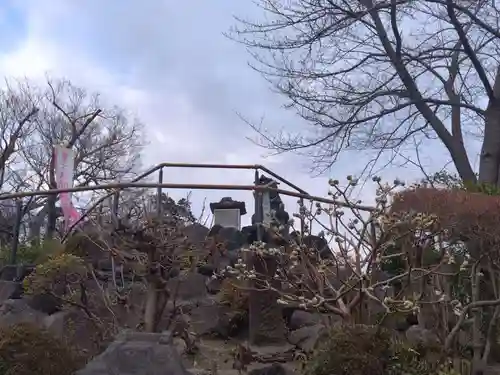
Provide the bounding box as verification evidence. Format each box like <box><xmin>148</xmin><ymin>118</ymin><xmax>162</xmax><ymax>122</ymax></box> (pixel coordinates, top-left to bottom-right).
<box><xmin>200</xmin><ymin>198</ymin><xmax>247</xmax><ymax>278</ymax></box>
<box><xmin>248</xmin><ymin>175</ymin><xmax>288</xmax><ymax>346</ymax></box>
<box><xmin>210</xmin><ymin>197</ymin><xmax>246</xmax><ymax>230</ymax></box>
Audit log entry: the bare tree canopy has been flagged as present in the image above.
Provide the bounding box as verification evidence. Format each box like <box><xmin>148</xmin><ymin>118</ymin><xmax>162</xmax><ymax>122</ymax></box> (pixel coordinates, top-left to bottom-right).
<box><xmin>233</xmin><ymin>0</ymin><xmax>500</xmax><ymax>183</ymax></box>
<box><xmin>0</xmin><ymin>77</ymin><xmax>145</xmax><ymax>240</ymax></box>
<box><xmin>22</xmin><ymin>78</ymin><xmax>144</xmax><ymax>188</ymax></box>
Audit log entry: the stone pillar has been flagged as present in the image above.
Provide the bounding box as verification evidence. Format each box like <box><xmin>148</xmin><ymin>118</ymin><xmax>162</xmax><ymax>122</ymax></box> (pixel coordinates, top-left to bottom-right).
<box><xmin>248</xmin><ymin>251</ymin><xmax>287</xmax><ymax>346</ymax></box>
<box><xmin>247</xmin><ymin>176</ymin><xmax>289</xmax><ymax>345</ymax></box>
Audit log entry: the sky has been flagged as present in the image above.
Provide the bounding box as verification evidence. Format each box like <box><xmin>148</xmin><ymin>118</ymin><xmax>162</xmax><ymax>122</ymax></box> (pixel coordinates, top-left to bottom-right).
<box><xmin>0</xmin><ymin>0</ymin><xmax>454</xmax><ymax>228</ymax></box>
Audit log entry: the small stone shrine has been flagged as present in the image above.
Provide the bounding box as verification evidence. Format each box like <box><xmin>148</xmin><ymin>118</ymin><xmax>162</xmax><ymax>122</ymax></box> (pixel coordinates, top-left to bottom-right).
<box><xmin>210</xmin><ymin>196</ymin><xmax>247</xmax><ymax>230</ymax></box>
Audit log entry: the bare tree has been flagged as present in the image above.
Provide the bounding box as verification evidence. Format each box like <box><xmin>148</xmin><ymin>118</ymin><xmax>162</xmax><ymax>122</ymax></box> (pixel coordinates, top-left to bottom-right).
<box><xmin>0</xmin><ymin>81</ymin><xmax>40</xmax><ymax>252</ymax></box>
<box><xmin>14</xmin><ymin>77</ymin><xmax>145</xmax><ymax>239</ymax></box>
<box><xmin>0</xmin><ymin>80</ymin><xmax>39</xmax><ymax>192</ymax></box>
<box><xmin>233</xmin><ymin>0</ymin><xmax>500</xmax><ymax>182</ymax></box>
<box><xmin>85</xmin><ymin>189</ymin><xmax>198</xmax><ymax>230</ymax></box>
<box><xmin>222</xmin><ymin>177</ymin><xmax>500</xmax><ymax>374</ymax></box>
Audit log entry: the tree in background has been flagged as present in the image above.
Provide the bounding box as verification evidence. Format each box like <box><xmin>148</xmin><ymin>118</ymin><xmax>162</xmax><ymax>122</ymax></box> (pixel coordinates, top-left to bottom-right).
<box><xmin>0</xmin><ymin>77</ymin><xmax>145</xmax><ymax>241</ymax></box>
<box><xmin>234</xmin><ymin>4</ymin><xmax>500</xmax><ymax>368</ymax></box>
<box><xmin>110</xmin><ymin>190</ymin><xmax>197</xmax><ymax>227</ymax></box>
<box><xmin>233</xmin><ymin>0</ymin><xmax>499</xmax><ymax>184</ymax></box>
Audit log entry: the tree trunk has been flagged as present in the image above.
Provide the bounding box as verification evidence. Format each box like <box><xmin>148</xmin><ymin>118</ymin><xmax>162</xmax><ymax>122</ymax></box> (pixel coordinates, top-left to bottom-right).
<box><xmin>472</xmin><ymin>69</ymin><xmax>500</xmax><ymax>371</ymax></box>
<box><xmin>479</xmin><ymin>66</ymin><xmax>500</xmax><ymax>186</ymax></box>
<box><xmin>46</xmin><ymin>150</ymin><xmax>57</xmax><ymax>239</ymax></box>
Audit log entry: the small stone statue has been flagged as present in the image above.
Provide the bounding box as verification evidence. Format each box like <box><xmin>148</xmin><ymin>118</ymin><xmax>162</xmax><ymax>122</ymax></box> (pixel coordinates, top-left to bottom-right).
<box><xmin>249</xmin><ymin>175</ymin><xmax>290</xmax><ymax>246</ymax></box>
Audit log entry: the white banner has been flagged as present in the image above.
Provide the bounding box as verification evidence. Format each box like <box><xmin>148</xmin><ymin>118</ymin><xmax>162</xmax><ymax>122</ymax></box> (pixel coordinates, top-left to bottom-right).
<box><xmin>54</xmin><ymin>145</ymin><xmax>80</xmax><ymax>228</ymax></box>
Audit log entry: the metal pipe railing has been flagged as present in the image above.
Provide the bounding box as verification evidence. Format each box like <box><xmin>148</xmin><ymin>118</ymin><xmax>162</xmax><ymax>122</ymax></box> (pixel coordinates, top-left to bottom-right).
<box><xmin>55</xmin><ymin>162</ymin><xmax>309</xmax><ymax>235</ymax></box>
<box><xmin>137</xmin><ymin>162</ymin><xmax>307</xmax><ymax>193</ymax></box>
<box><xmin>0</xmin><ymin>182</ymin><xmax>374</xmax><ymax>210</ymax></box>
<box><xmin>0</xmin><ymin>162</ymin><xmax>374</xmax><ymax>249</ymax></box>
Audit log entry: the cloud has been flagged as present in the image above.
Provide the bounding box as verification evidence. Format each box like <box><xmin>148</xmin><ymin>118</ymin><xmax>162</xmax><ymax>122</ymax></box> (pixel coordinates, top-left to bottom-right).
<box><xmin>0</xmin><ymin>0</ymin><xmax>429</xmax><ymax>229</ymax></box>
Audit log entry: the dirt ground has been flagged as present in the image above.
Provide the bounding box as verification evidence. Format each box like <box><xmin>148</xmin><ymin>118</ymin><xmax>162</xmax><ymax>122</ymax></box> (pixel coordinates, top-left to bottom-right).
<box><xmin>177</xmin><ymin>337</ymin><xmax>303</xmax><ymax>375</ymax></box>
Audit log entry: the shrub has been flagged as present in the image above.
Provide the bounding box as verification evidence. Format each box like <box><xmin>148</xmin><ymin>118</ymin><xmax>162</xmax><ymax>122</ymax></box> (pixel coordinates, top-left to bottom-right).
<box><xmin>391</xmin><ymin>187</ymin><xmax>500</xmax><ymax>243</ymax></box>
<box><xmin>304</xmin><ymin>324</ymin><xmax>444</xmax><ymax>375</ymax></box>
<box><xmin>0</xmin><ymin>238</ymin><xmax>63</xmax><ymax>266</ymax></box>
<box><xmin>303</xmin><ymin>324</ymin><xmax>393</xmax><ymax>375</ymax></box>
<box><xmin>386</xmin><ymin>340</ymin><xmax>434</xmax><ymax>375</ymax></box>
<box><xmin>23</xmin><ymin>253</ymin><xmax>87</xmax><ymax>302</ymax></box>
<box><xmin>63</xmin><ymin>232</ymin><xmax>104</xmax><ymax>261</ymax></box>
<box><xmin>0</xmin><ymin>323</ymin><xmax>83</xmax><ymax>375</ymax></box>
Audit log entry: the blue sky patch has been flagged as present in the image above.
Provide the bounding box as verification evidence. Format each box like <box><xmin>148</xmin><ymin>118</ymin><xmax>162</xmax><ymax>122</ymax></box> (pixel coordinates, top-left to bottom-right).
<box><xmin>0</xmin><ymin>1</ymin><xmax>27</xmax><ymax>54</ymax></box>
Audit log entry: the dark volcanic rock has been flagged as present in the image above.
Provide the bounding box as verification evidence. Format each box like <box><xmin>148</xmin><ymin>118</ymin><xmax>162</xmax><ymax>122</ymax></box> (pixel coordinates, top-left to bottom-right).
<box><xmin>76</xmin><ymin>331</ymin><xmax>190</xmax><ymax>375</ymax></box>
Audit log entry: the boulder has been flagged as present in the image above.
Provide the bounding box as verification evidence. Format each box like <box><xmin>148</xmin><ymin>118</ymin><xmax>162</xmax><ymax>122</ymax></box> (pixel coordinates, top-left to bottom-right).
<box><xmin>216</xmin><ymin>227</ymin><xmax>247</xmax><ymax>252</ymax></box>
<box><xmin>197</xmin><ymin>264</ymin><xmax>216</xmax><ymax>277</ymax></box>
<box><xmin>27</xmin><ymin>293</ymin><xmax>62</xmax><ymax>314</ymax></box>
<box><xmin>77</xmin><ymin>330</ymin><xmax>190</xmax><ymax>375</ymax></box>
<box><xmin>380</xmin><ymin>311</ymin><xmax>417</xmax><ymax>332</ymax></box>
<box><xmin>0</xmin><ymin>298</ymin><xmax>46</xmax><ymax>328</ymax></box>
<box><xmin>189</xmin><ymin>301</ymin><xmax>247</xmax><ymax>338</ymax></box>
<box><xmin>405</xmin><ymin>325</ymin><xmax>440</xmax><ymax>347</ymax></box>
<box><xmin>248</xmin><ymin>363</ymin><xmax>288</xmax><ymax>375</ymax></box>
<box><xmin>44</xmin><ymin>308</ymin><xmax>104</xmax><ymax>356</ymax></box>
<box><xmin>184</xmin><ymin>223</ymin><xmax>210</xmax><ymax>245</ymax></box>
<box><xmin>0</xmin><ymin>281</ymin><xmax>22</xmax><ymax>303</ymax></box>
<box><xmin>288</xmin><ymin>310</ymin><xmax>322</xmax><ymax>330</ymax></box>
<box><xmin>290</xmin><ymin>233</ymin><xmax>332</xmax><ymax>259</ymax></box>
<box><xmin>287</xmin><ymin>324</ymin><xmax>326</xmax><ymax>352</ymax></box>
<box><xmin>206</xmin><ymin>277</ymin><xmax>223</xmax><ymax>294</ymax></box>
<box><xmin>168</xmin><ymin>272</ymin><xmax>208</xmax><ymax>301</ymax></box>
<box><xmin>0</xmin><ymin>264</ymin><xmax>34</xmax><ymax>281</ymax></box>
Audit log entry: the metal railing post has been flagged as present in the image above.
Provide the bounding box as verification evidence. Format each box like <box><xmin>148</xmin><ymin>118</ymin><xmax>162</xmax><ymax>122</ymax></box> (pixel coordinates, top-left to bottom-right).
<box><xmin>299</xmin><ymin>197</ymin><xmax>305</xmax><ymax>236</ymax></box>
<box><xmin>254</xmin><ymin>170</ymin><xmax>262</xmax><ymax>242</ymax></box>
<box><xmin>112</xmin><ymin>191</ymin><xmax>120</xmax><ymax>228</ymax></box>
<box><xmin>157</xmin><ymin>167</ymin><xmax>164</xmax><ymax>220</ymax></box>
<box><xmin>10</xmin><ymin>199</ymin><xmax>23</xmax><ymax>265</ymax></box>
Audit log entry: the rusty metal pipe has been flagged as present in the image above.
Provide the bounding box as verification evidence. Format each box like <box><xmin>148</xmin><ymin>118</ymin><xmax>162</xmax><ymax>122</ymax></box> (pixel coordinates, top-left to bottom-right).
<box><xmin>0</xmin><ymin>182</ymin><xmax>374</xmax><ymax>211</ymax></box>
<box><xmin>5</xmin><ymin>161</ymin><xmax>364</xmax><ymax>241</ymax></box>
